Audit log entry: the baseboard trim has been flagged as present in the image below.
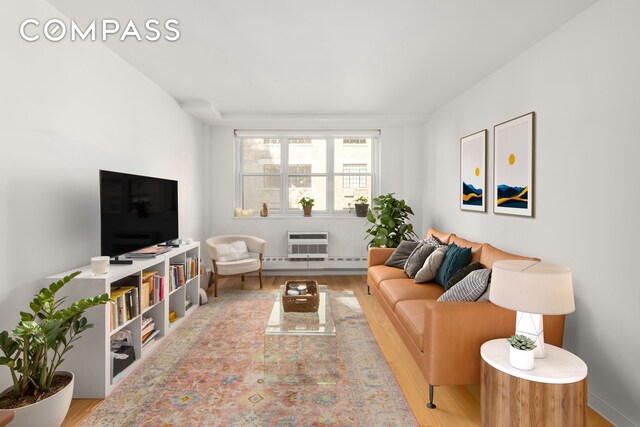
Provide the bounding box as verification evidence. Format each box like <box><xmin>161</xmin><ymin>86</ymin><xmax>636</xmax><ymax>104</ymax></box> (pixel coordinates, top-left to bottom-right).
<box><xmin>262</xmin><ymin>269</ymin><xmax>366</xmax><ymax>276</ymax></box>
<box><xmin>589</xmin><ymin>389</ymin><xmax>639</xmax><ymax>427</ymax></box>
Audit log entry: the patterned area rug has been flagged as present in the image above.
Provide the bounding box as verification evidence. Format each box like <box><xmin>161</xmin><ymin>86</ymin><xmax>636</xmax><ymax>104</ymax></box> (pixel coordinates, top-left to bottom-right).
<box><xmin>82</xmin><ymin>290</ymin><xmax>417</xmax><ymax>426</ymax></box>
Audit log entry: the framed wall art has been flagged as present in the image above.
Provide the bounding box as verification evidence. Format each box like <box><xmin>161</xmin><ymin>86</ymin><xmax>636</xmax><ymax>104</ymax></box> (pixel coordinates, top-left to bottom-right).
<box><xmin>460</xmin><ymin>129</ymin><xmax>487</xmax><ymax>212</ymax></box>
<box><xmin>493</xmin><ymin>112</ymin><xmax>535</xmax><ymax>217</ymax></box>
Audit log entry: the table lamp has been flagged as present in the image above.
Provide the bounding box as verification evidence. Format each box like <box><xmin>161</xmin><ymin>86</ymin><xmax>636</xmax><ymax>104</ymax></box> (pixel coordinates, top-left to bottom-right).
<box><xmin>490</xmin><ymin>260</ymin><xmax>574</xmax><ymax>358</ymax></box>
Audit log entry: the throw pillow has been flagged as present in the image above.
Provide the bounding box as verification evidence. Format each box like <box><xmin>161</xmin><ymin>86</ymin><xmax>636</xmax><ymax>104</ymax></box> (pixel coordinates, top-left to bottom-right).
<box><xmin>435</xmin><ymin>243</ymin><xmax>471</xmax><ymax>286</ymax></box>
<box><xmin>437</xmin><ymin>268</ymin><xmax>492</xmax><ymax>302</ymax></box>
<box><xmin>424</xmin><ymin>234</ymin><xmax>444</xmax><ymax>247</ymax></box>
<box><xmin>415</xmin><ymin>246</ymin><xmax>449</xmax><ymax>283</ymax></box>
<box><xmin>384</xmin><ymin>241</ymin><xmax>420</xmax><ymax>269</ymax></box>
<box><xmin>444</xmin><ymin>262</ymin><xmax>484</xmax><ymax>291</ymax></box>
<box><xmin>216</xmin><ymin>241</ymin><xmax>250</xmax><ymax>262</ymax></box>
<box><xmin>404</xmin><ymin>243</ymin><xmax>437</xmax><ymax>278</ymax></box>
<box><xmin>476</xmin><ymin>280</ymin><xmax>492</xmax><ymax>302</ymax></box>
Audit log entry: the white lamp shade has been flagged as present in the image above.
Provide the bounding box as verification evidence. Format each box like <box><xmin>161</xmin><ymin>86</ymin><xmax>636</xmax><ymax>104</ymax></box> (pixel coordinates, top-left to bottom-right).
<box><xmin>489</xmin><ymin>260</ymin><xmax>575</xmax><ymax>315</ymax></box>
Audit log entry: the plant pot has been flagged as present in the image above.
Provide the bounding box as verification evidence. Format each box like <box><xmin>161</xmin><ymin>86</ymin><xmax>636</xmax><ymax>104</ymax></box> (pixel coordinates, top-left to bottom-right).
<box><xmin>355</xmin><ymin>203</ymin><xmax>369</xmax><ymax>217</ymax></box>
<box><xmin>303</xmin><ymin>206</ymin><xmax>312</xmax><ymax>217</ymax></box>
<box><xmin>0</xmin><ymin>371</ymin><xmax>74</xmax><ymax>427</ymax></box>
<box><xmin>509</xmin><ymin>346</ymin><xmax>534</xmax><ymax>371</ymax></box>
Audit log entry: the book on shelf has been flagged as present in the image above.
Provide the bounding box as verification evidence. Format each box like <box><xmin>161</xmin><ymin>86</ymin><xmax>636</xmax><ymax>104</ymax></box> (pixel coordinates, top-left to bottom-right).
<box><xmin>185</xmin><ymin>255</ymin><xmax>198</xmax><ymax>282</ymax></box>
<box><xmin>142</xmin><ymin>330</ymin><xmax>160</xmax><ymax>348</ymax></box>
<box><xmin>141</xmin><ymin>272</ymin><xmax>164</xmax><ymax>310</ymax></box>
<box><xmin>125</xmin><ymin>246</ymin><xmax>171</xmax><ymax>258</ymax></box>
<box><xmin>110</xmin><ymin>285</ymin><xmax>137</xmax><ymax>331</ymax></box>
<box><xmin>169</xmin><ymin>263</ymin><xmax>186</xmax><ymax>292</ymax></box>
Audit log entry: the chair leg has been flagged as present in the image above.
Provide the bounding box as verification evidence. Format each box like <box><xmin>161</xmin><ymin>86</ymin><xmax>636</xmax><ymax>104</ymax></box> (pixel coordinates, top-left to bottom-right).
<box><xmin>426</xmin><ymin>384</ymin><xmax>436</xmax><ymax>409</ymax></box>
<box><xmin>208</xmin><ymin>271</ymin><xmax>214</xmax><ymax>288</ymax></box>
<box><xmin>259</xmin><ymin>269</ymin><xmax>263</xmax><ymax>289</ymax></box>
<box><xmin>241</xmin><ymin>274</ymin><xmax>245</xmax><ymax>282</ymax></box>
<box><xmin>212</xmin><ymin>261</ymin><xmax>219</xmax><ymax>298</ymax></box>
<box><xmin>367</xmin><ymin>285</ymin><xmax>371</xmax><ymax>295</ymax></box>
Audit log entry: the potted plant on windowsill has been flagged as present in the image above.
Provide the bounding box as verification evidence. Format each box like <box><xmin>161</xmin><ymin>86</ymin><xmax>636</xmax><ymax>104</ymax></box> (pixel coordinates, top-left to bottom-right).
<box><xmin>299</xmin><ymin>197</ymin><xmax>314</xmax><ymax>217</ymax></box>
<box><xmin>354</xmin><ymin>196</ymin><xmax>369</xmax><ymax>217</ymax></box>
<box><xmin>365</xmin><ymin>193</ymin><xmax>418</xmax><ymax>248</ymax></box>
<box><xmin>0</xmin><ymin>272</ymin><xmax>109</xmax><ymax>427</ymax></box>
<box><xmin>507</xmin><ymin>334</ymin><xmax>536</xmax><ymax>371</ymax></box>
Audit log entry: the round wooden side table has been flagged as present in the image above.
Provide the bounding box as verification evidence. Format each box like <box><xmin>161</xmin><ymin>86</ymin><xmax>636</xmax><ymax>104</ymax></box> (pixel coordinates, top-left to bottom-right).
<box><xmin>480</xmin><ymin>339</ymin><xmax>588</xmax><ymax>427</ymax></box>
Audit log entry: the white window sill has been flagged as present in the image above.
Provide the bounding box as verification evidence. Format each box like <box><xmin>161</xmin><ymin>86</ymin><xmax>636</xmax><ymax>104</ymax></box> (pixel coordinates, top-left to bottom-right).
<box><xmin>232</xmin><ymin>214</ymin><xmax>368</xmax><ymax>220</ymax></box>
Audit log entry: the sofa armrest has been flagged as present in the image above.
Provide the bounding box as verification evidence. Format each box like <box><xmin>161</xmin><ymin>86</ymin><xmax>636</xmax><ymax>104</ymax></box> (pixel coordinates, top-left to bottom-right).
<box><xmin>423</xmin><ymin>301</ymin><xmax>516</xmax><ymax>386</ymax></box>
<box><xmin>423</xmin><ymin>300</ymin><xmax>565</xmax><ymax>386</ymax></box>
<box><xmin>368</xmin><ymin>247</ymin><xmax>396</xmax><ymax>267</ymax></box>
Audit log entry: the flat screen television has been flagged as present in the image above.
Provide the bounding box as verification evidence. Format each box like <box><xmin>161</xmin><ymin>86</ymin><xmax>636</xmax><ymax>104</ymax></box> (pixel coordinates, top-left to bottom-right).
<box><xmin>100</xmin><ymin>170</ymin><xmax>178</xmax><ymax>261</ymax></box>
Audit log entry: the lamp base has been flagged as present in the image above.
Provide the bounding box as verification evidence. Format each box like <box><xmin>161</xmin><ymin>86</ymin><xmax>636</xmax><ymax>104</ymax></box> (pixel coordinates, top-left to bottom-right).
<box><xmin>516</xmin><ymin>311</ymin><xmax>545</xmax><ymax>358</ymax></box>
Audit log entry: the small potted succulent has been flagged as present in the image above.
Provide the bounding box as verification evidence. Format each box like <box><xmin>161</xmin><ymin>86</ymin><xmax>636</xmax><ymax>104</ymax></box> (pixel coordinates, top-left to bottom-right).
<box><xmin>0</xmin><ymin>272</ymin><xmax>109</xmax><ymax>426</ymax></box>
<box><xmin>298</xmin><ymin>197</ymin><xmax>314</xmax><ymax>217</ymax></box>
<box><xmin>507</xmin><ymin>334</ymin><xmax>536</xmax><ymax>371</ymax></box>
<box><xmin>354</xmin><ymin>196</ymin><xmax>369</xmax><ymax>217</ymax></box>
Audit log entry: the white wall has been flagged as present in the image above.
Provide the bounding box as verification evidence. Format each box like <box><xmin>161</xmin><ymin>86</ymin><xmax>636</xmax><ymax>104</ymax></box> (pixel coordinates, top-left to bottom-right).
<box><xmin>422</xmin><ymin>0</ymin><xmax>640</xmax><ymax>425</ymax></box>
<box><xmin>0</xmin><ymin>0</ymin><xmax>206</xmax><ymax>389</ymax></box>
<box><xmin>206</xmin><ymin>124</ymin><xmax>424</xmax><ymax>262</ymax></box>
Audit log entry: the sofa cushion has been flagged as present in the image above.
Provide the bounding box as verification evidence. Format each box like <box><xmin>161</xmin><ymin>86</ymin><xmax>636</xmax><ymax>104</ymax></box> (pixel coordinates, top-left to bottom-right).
<box><xmin>395</xmin><ymin>300</ymin><xmax>426</xmax><ymax>350</ymax></box>
<box><xmin>426</xmin><ymin>227</ymin><xmax>452</xmax><ymax>244</ymax></box>
<box><xmin>415</xmin><ymin>246</ymin><xmax>448</xmax><ymax>283</ymax></box>
<box><xmin>368</xmin><ymin>265</ymin><xmax>409</xmax><ymax>289</ymax></box>
<box><xmin>404</xmin><ymin>243</ymin><xmax>436</xmax><ymax>278</ymax></box>
<box><xmin>444</xmin><ymin>262</ymin><xmax>484</xmax><ymax>291</ymax></box>
<box><xmin>449</xmin><ymin>235</ymin><xmax>483</xmax><ymax>263</ymax></box>
<box><xmin>216</xmin><ymin>257</ymin><xmax>260</xmax><ymax>275</ymax></box>
<box><xmin>380</xmin><ymin>279</ymin><xmax>444</xmax><ymax>309</ymax></box>
<box><xmin>479</xmin><ymin>243</ymin><xmax>539</xmax><ymax>268</ymax></box>
<box><xmin>438</xmin><ymin>268</ymin><xmax>492</xmax><ymax>302</ymax></box>
<box><xmin>384</xmin><ymin>241</ymin><xmax>419</xmax><ymax>269</ymax></box>
<box><xmin>436</xmin><ymin>243</ymin><xmax>471</xmax><ymax>286</ymax></box>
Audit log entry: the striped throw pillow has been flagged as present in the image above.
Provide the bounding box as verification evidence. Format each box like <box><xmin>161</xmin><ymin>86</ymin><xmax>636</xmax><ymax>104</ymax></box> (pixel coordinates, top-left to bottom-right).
<box><xmin>437</xmin><ymin>268</ymin><xmax>492</xmax><ymax>302</ymax></box>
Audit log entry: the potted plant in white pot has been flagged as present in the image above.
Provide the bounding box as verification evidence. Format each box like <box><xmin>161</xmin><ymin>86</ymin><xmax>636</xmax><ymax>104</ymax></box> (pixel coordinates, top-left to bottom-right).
<box><xmin>299</xmin><ymin>197</ymin><xmax>314</xmax><ymax>217</ymax></box>
<box><xmin>354</xmin><ymin>196</ymin><xmax>369</xmax><ymax>217</ymax></box>
<box><xmin>0</xmin><ymin>272</ymin><xmax>109</xmax><ymax>427</ymax></box>
<box><xmin>507</xmin><ymin>334</ymin><xmax>536</xmax><ymax>371</ymax></box>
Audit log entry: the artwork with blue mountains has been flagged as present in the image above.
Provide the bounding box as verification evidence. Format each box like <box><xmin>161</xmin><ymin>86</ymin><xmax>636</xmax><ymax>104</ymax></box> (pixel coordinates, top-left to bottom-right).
<box><xmin>462</xmin><ymin>182</ymin><xmax>483</xmax><ymax>206</ymax></box>
<box><xmin>496</xmin><ymin>184</ymin><xmax>528</xmax><ymax>209</ymax></box>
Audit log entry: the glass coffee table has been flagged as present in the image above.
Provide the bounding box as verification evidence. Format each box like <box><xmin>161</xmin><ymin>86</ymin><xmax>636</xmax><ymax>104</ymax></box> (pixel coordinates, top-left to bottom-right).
<box><xmin>264</xmin><ymin>284</ymin><xmax>338</xmax><ymax>384</ymax></box>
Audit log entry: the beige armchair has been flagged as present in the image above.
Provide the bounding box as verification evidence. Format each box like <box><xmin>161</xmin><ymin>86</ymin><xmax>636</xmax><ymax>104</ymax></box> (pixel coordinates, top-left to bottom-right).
<box><xmin>206</xmin><ymin>235</ymin><xmax>266</xmax><ymax>297</ymax></box>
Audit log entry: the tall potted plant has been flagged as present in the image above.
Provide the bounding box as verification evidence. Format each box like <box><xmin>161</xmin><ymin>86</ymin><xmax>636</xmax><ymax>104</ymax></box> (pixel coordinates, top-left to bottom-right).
<box><xmin>299</xmin><ymin>197</ymin><xmax>314</xmax><ymax>217</ymax></box>
<box><xmin>0</xmin><ymin>272</ymin><xmax>109</xmax><ymax>427</ymax></box>
<box><xmin>365</xmin><ymin>193</ymin><xmax>418</xmax><ymax>248</ymax></box>
<box><xmin>354</xmin><ymin>196</ymin><xmax>369</xmax><ymax>217</ymax></box>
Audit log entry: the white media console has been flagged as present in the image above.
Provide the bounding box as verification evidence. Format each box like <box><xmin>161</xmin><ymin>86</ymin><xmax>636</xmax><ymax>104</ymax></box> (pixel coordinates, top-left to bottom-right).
<box><xmin>49</xmin><ymin>242</ymin><xmax>201</xmax><ymax>398</ymax></box>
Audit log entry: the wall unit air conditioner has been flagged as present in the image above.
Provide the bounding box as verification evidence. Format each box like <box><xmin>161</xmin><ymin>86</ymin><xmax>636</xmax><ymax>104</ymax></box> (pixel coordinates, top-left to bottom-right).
<box><xmin>287</xmin><ymin>232</ymin><xmax>328</xmax><ymax>260</ymax></box>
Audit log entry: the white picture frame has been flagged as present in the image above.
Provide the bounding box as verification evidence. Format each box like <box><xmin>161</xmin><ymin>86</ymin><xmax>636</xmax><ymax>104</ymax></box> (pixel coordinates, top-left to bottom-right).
<box><xmin>493</xmin><ymin>112</ymin><xmax>535</xmax><ymax>217</ymax></box>
<box><xmin>460</xmin><ymin>129</ymin><xmax>487</xmax><ymax>212</ymax></box>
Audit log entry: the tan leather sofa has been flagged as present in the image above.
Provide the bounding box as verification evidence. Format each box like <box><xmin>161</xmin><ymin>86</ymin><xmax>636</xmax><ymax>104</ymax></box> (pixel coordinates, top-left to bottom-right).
<box><xmin>367</xmin><ymin>227</ymin><xmax>566</xmax><ymax>409</ymax></box>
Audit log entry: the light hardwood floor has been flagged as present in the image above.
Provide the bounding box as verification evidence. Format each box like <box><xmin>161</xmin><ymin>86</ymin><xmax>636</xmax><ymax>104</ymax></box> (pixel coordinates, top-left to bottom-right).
<box><xmin>63</xmin><ymin>275</ymin><xmax>612</xmax><ymax>427</ymax></box>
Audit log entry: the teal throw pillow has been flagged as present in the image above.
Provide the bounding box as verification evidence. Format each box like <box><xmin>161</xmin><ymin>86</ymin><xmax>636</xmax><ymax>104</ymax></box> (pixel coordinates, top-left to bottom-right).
<box><xmin>435</xmin><ymin>243</ymin><xmax>472</xmax><ymax>287</ymax></box>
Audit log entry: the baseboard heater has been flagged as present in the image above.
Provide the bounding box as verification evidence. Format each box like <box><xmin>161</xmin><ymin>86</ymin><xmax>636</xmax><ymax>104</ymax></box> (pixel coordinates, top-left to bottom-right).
<box><xmin>262</xmin><ymin>256</ymin><xmax>367</xmax><ymax>270</ymax></box>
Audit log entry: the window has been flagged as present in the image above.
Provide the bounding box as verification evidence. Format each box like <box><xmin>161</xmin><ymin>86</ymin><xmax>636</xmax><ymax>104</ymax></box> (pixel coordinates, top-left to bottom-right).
<box><xmin>236</xmin><ymin>132</ymin><xmax>378</xmax><ymax>214</ymax></box>
<box><xmin>343</xmin><ymin>164</ymin><xmax>367</xmax><ymax>188</ymax></box>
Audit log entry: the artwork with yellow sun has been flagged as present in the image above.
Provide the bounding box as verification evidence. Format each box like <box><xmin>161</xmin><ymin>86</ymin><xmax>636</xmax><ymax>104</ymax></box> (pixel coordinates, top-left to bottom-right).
<box><xmin>460</xmin><ymin>129</ymin><xmax>486</xmax><ymax>212</ymax></box>
<box><xmin>494</xmin><ymin>112</ymin><xmax>534</xmax><ymax>217</ymax></box>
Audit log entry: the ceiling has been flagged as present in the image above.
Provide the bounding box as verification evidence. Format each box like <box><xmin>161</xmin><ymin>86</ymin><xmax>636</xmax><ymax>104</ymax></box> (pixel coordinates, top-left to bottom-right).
<box><xmin>47</xmin><ymin>0</ymin><xmax>598</xmax><ymax>123</ymax></box>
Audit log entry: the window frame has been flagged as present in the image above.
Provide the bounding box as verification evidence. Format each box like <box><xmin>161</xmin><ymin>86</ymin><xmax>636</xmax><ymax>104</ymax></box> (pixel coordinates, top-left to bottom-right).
<box><xmin>235</xmin><ymin>132</ymin><xmax>380</xmax><ymax>215</ymax></box>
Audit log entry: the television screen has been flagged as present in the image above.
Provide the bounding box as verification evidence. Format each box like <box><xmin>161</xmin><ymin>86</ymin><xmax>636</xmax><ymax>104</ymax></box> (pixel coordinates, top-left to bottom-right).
<box><xmin>100</xmin><ymin>170</ymin><xmax>178</xmax><ymax>258</ymax></box>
